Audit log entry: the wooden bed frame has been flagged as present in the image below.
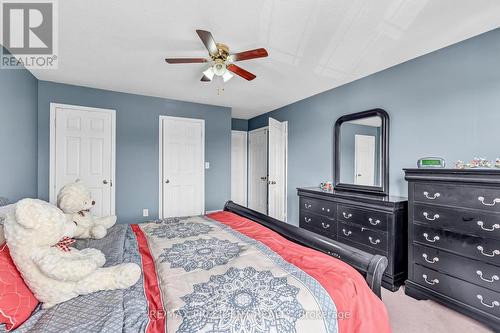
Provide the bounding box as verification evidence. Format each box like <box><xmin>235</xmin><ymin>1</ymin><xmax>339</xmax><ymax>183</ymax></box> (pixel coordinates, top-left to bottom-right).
<box><xmin>224</xmin><ymin>201</ymin><xmax>388</xmax><ymax>298</ymax></box>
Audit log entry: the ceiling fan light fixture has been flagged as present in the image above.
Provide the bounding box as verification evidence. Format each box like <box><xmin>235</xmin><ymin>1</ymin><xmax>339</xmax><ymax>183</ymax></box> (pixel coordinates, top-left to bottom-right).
<box><xmin>222</xmin><ymin>71</ymin><xmax>233</xmax><ymax>82</ymax></box>
<box><xmin>213</xmin><ymin>61</ymin><xmax>226</xmax><ymax>76</ymax></box>
<box><xmin>203</xmin><ymin>67</ymin><xmax>215</xmax><ymax>81</ymax></box>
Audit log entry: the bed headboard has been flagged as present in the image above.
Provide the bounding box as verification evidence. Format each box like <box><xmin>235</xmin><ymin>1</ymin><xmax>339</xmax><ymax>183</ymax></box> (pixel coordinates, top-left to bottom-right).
<box><xmin>223</xmin><ymin>200</ymin><xmax>388</xmax><ymax>298</ymax></box>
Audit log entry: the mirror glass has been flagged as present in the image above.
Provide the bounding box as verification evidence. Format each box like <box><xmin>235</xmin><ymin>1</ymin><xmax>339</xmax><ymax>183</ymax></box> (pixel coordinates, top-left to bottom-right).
<box><xmin>338</xmin><ymin>116</ymin><xmax>382</xmax><ymax>187</ymax></box>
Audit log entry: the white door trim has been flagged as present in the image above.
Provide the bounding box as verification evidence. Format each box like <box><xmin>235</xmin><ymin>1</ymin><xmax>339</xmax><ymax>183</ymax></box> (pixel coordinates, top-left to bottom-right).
<box><xmin>158</xmin><ymin>115</ymin><xmax>205</xmax><ymax>219</ymax></box>
<box><xmin>49</xmin><ymin>103</ymin><xmax>116</xmax><ymax>214</ymax></box>
<box><xmin>249</xmin><ymin>126</ymin><xmax>269</xmax><ymax>134</ymax></box>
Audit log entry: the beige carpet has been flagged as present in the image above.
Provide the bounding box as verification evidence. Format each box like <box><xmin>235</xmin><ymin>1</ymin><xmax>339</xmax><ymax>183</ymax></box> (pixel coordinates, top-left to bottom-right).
<box><xmin>382</xmin><ymin>287</ymin><xmax>493</xmax><ymax>333</ymax></box>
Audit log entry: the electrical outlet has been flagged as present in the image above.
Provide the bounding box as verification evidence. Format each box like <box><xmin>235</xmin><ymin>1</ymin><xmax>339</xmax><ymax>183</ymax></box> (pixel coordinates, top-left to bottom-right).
<box><xmin>205</xmin><ymin>162</ymin><xmax>210</xmax><ymax>169</ymax></box>
<box><xmin>142</xmin><ymin>209</ymin><xmax>149</xmax><ymax>217</ymax></box>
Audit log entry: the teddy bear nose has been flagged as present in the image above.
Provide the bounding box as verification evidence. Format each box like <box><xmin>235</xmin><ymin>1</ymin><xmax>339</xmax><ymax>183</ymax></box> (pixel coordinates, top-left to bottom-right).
<box><xmin>91</xmin><ymin>200</ymin><xmax>95</xmax><ymax>205</ymax></box>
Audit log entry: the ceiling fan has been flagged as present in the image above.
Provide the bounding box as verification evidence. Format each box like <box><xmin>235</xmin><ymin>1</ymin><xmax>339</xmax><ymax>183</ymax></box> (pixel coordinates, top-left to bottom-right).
<box><xmin>165</xmin><ymin>30</ymin><xmax>268</xmax><ymax>83</ymax></box>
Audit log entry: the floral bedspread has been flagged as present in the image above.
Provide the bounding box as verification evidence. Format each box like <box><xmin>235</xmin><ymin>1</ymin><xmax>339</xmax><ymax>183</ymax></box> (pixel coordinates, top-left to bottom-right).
<box><xmin>138</xmin><ymin>215</ymin><xmax>341</xmax><ymax>333</ymax></box>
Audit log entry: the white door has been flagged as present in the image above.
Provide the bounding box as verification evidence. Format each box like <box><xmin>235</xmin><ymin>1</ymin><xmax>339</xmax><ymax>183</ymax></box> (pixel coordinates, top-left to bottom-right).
<box><xmin>231</xmin><ymin>131</ymin><xmax>248</xmax><ymax>206</ymax></box>
<box><xmin>160</xmin><ymin>116</ymin><xmax>204</xmax><ymax>218</ymax></box>
<box><xmin>50</xmin><ymin>103</ymin><xmax>115</xmax><ymax>216</ymax></box>
<box><xmin>354</xmin><ymin>134</ymin><xmax>375</xmax><ymax>186</ymax></box>
<box><xmin>268</xmin><ymin>118</ymin><xmax>287</xmax><ymax>221</ymax></box>
<box><xmin>248</xmin><ymin>127</ymin><xmax>268</xmax><ymax>214</ymax></box>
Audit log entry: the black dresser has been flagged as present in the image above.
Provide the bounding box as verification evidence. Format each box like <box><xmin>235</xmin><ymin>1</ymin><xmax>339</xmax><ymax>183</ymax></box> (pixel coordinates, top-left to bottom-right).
<box><xmin>405</xmin><ymin>169</ymin><xmax>500</xmax><ymax>331</ymax></box>
<box><xmin>297</xmin><ymin>187</ymin><xmax>408</xmax><ymax>291</ymax></box>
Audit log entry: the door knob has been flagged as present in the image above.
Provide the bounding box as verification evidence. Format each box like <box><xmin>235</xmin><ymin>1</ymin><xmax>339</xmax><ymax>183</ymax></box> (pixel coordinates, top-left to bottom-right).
<box><xmin>268</xmin><ymin>180</ymin><xmax>276</xmax><ymax>185</ymax></box>
<box><xmin>165</xmin><ymin>179</ymin><xmax>170</xmax><ymax>184</ymax></box>
<box><xmin>260</xmin><ymin>176</ymin><xmax>267</xmax><ymax>181</ymax></box>
<box><xmin>103</xmin><ymin>179</ymin><xmax>108</xmax><ymax>185</ymax></box>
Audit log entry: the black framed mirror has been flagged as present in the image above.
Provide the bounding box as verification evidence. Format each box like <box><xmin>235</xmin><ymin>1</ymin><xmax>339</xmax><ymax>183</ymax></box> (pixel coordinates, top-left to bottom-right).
<box><xmin>334</xmin><ymin>108</ymin><xmax>389</xmax><ymax>196</ymax></box>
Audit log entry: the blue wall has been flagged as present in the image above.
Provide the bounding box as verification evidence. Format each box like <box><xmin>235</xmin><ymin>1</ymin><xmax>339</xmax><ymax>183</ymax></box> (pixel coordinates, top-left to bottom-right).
<box><xmin>0</xmin><ymin>47</ymin><xmax>38</xmax><ymax>202</ymax></box>
<box><xmin>231</xmin><ymin>118</ymin><xmax>248</xmax><ymax>131</ymax></box>
<box><xmin>249</xmin><ymin>28</ymin><xmax>500</xmax><ymax>226</ymax></box>
<box><xmin>37</xmin><ymin>81</ymin><xmax>231</xmax><ymax>223</ymax></box>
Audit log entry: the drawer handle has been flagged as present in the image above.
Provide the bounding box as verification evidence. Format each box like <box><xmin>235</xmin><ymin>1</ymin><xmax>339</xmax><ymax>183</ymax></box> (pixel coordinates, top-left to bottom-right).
<box><xmin>423</xmin><ymin>191</ymin><xmax>440</xmax><ymax>200</ymax></box>
<box><xmin>304</xmin><ymin>203</ymin><xmax>312</xmax><ymax>209</ymax></box>
<box><xmin>321</xmin><ymin>207</ymin><xmax>331</xmax><ymax>213</ymax></box>
<box><xmin>423</xmin><ymin>212</ymin><xmax>440</xmax><ymax>221</ymax></box>
<box><xmin>476</xmin><ymin>295</ymin><xmax>500</xmax><ymax>308</ymax></box>
<box><xmin>476</xmin><ymin>270</ymin><xmax>500</xmax><ymax>283</ymax></box>
<box><xmin>342</xmin><ymin>212</ymin><xmax>352</xmax><ymax>219</ymax></box>
<box><xmin>368</xmin><ymin>236</ymin><xmax>380</xmax><ymax>245</ymax></box>
<box><xmin>422</xmin><ymin>253</ymin><xmax>439</xmax><ymax>264</ymax></box>
<box><xmin>321</xmin><ymin>222</ymin><xmax>330</xmax><ymax>229</ymax></box>
<box><xmin>304</xmin><ymin>217</ymin><xmax>311</xmax><ymax>223</ymax></box>
<box><xmin>477</xmin><ymin>221</ymin><xmax>500</xmax><ymax>232</ymax></box>
<box><xmin>368</xmin><ymin>218</ymin><xmax>381</xmax><ymax>225</ymax></box>
<box><xmin>477</xmin><ymin>246</ymin><xmax>500</xmax><ymax>257</ymax></box>
<box><xmin>422</xmin><ymin>274</ymin><xmax>439</xmax><ymax>285</ymax></box>
<box><xmin>342</xmin><ymin>229</ymin><xmax>352</xmax><ymax>237</ymax></box>
<box><xmin>478</xmin><ymin>196</ymin><xmax>500</xmax><ymax>207</ymax></box>
<box><xmin>423</xmin><ymin>233</ymin><xmax>440</xmax><ymax>243</ymax></box>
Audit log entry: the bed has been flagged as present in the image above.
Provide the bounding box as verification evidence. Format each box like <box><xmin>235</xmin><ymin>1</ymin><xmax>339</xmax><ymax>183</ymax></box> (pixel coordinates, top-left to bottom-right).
<box><xmin>4</xmin><ymin>201</ymin><xmax>391</xmax><ymax>333</ymax></box>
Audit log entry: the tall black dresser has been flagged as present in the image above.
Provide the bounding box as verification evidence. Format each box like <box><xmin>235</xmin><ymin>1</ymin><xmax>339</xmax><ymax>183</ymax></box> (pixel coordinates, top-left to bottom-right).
<box><xmin>297</xmin><ymin>187</ymin><xmax>408</xmax><ymax>291</ymax></box>
<box><xmin>405</xmin><ymin>169</ymin><xmax>500</xmax><ymax>331</ymax></box>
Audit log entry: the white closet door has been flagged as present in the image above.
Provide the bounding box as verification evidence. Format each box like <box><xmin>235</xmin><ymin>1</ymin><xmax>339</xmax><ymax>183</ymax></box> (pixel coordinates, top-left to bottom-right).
<box><xmin>231</xmin><ymin>131</ymin><xmax>248</xmax><ymax>206</ymax></box>
<box><xmin>248</xmin><ymin>128</ymin><xmax>268</xmax><ymax>214</ymax></box>
<box><xmin>268</xmin><ymin>118</ymin><xmax>287</xmax><ymax>221</ymax></box>
<box><xmin>161</xmin><ymin>117</ymin><xmax>204</xmax><ymax>218</ymax></box>
<box><xmin>51</xmin><ymin>104</ymin><xmax>115</xmax><ymax>217</ymax></box>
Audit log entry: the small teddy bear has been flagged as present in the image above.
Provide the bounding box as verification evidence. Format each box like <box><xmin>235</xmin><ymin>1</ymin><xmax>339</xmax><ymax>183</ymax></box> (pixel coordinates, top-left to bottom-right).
<box><xmin>57</xmin><ymin>181</ymin><xmax>116</xmax><ymax>239</ymax></box>
<box><xmin>4</xmin><ymin>199</ymin><xmax>141</xmax><ymax>308</ymax></box>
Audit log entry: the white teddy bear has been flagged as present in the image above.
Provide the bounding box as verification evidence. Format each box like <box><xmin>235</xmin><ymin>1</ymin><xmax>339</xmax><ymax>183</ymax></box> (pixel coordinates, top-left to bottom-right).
<box><xmin>57</xmin><ymin>181</ymin><xmax>116</xmax><ymax>239</ymax></box>
<box><xmin>4</xmin><ymin>198</ymin><xmax>141</xmax><ymax>309</ymax></box>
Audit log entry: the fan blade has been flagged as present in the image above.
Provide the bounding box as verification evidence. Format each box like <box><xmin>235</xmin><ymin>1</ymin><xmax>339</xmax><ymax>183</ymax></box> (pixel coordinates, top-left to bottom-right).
<box><xmin>165</xmin><ymin>58</ymin><xmax>207</xmax><ymax>64</ymax></box>
<box><xmin>201</xmin><ymin>75</ymin><xmax>212</xmax><ymax>82</ymax></box>
<box><xmin>229</xmin><ymin>48</ymin><xmax>268</xmax><ymax>62</ymax></box>
<box><xmin>196</xmin><ymin>30</ymin><xmax>219</xmax><ymax>56</ymax></box>
<box><xmin>227</xmin><ymin>64</ymin><xmax>256</xmax><ymax>81</ymax></box>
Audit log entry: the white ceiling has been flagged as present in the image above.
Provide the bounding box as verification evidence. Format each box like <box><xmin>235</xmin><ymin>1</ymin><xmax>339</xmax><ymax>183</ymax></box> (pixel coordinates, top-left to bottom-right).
<box><xmin>29</xmin><ymin>0</ymin><xmax>500</xmax><ymax>119</ymax></box>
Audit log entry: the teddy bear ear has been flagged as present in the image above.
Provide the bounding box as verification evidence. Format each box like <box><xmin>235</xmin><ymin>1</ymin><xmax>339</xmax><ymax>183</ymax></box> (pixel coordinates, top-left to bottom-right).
<box><xmin>15</xmin><ymin>199</ymin><xmax>46</xmax><ymax>229</ymax></box>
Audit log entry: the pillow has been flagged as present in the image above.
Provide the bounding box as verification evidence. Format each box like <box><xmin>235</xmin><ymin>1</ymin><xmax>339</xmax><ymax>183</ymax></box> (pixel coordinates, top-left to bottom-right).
<box><xmin>0</xmin><ymin>243</ymin><xmax>39</xmax><ymax>330</ymax></box>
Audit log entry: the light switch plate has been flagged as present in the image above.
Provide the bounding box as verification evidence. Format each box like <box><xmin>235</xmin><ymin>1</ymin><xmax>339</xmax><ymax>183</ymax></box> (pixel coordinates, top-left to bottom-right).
<box><xmin>142</xmin><ymin>209</ymin><xmax>149</xmax><ymax>217</ymax></box>
<box><xmin>205</xmin><ymin>162</ymin><xmax>210</xmax><ymax>169</ymax></box>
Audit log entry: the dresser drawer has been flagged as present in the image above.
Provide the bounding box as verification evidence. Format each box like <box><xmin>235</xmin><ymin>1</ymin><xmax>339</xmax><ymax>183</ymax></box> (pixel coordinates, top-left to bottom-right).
<box><xmin>413</xmin><ymin>244</ymin><xmax>500</xmax><ymax>292</ymax></box>
<box><xmin>414</xmin><ymin>183</ymin><xmax>500</xmax><ymax>213</ymax></box>
<box><xmin>300</xmin><ymin>197</ymin><xmax>336</xmax><ymax>219</ymax></box>
<box><xmin>338</xmin><ymin>221</ymin><xmax>388</xmax><ymax>252</ymax></box>
<box><xmin>413</xmin><ymin>224</ymin><xmax>500</xmax><ymax>267</ymax></box>
<box><xmin>337</xmin><ymin>204</ymin><xmax>388</xmax><ymax>231</ymax></box>
<box><xmin>414</xmin><ymin>204</ymin><xmax>500</xmax><ymax>240</ymax></box>
<box><xmin>299</xmin><ymin>211</ymin><xmax>336</xmax><ymax>237</ymax></box>
<box><xmin>414</xmin><ymin>265</ymin><xmax>500</xmax><ymax>318</ymax></box>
